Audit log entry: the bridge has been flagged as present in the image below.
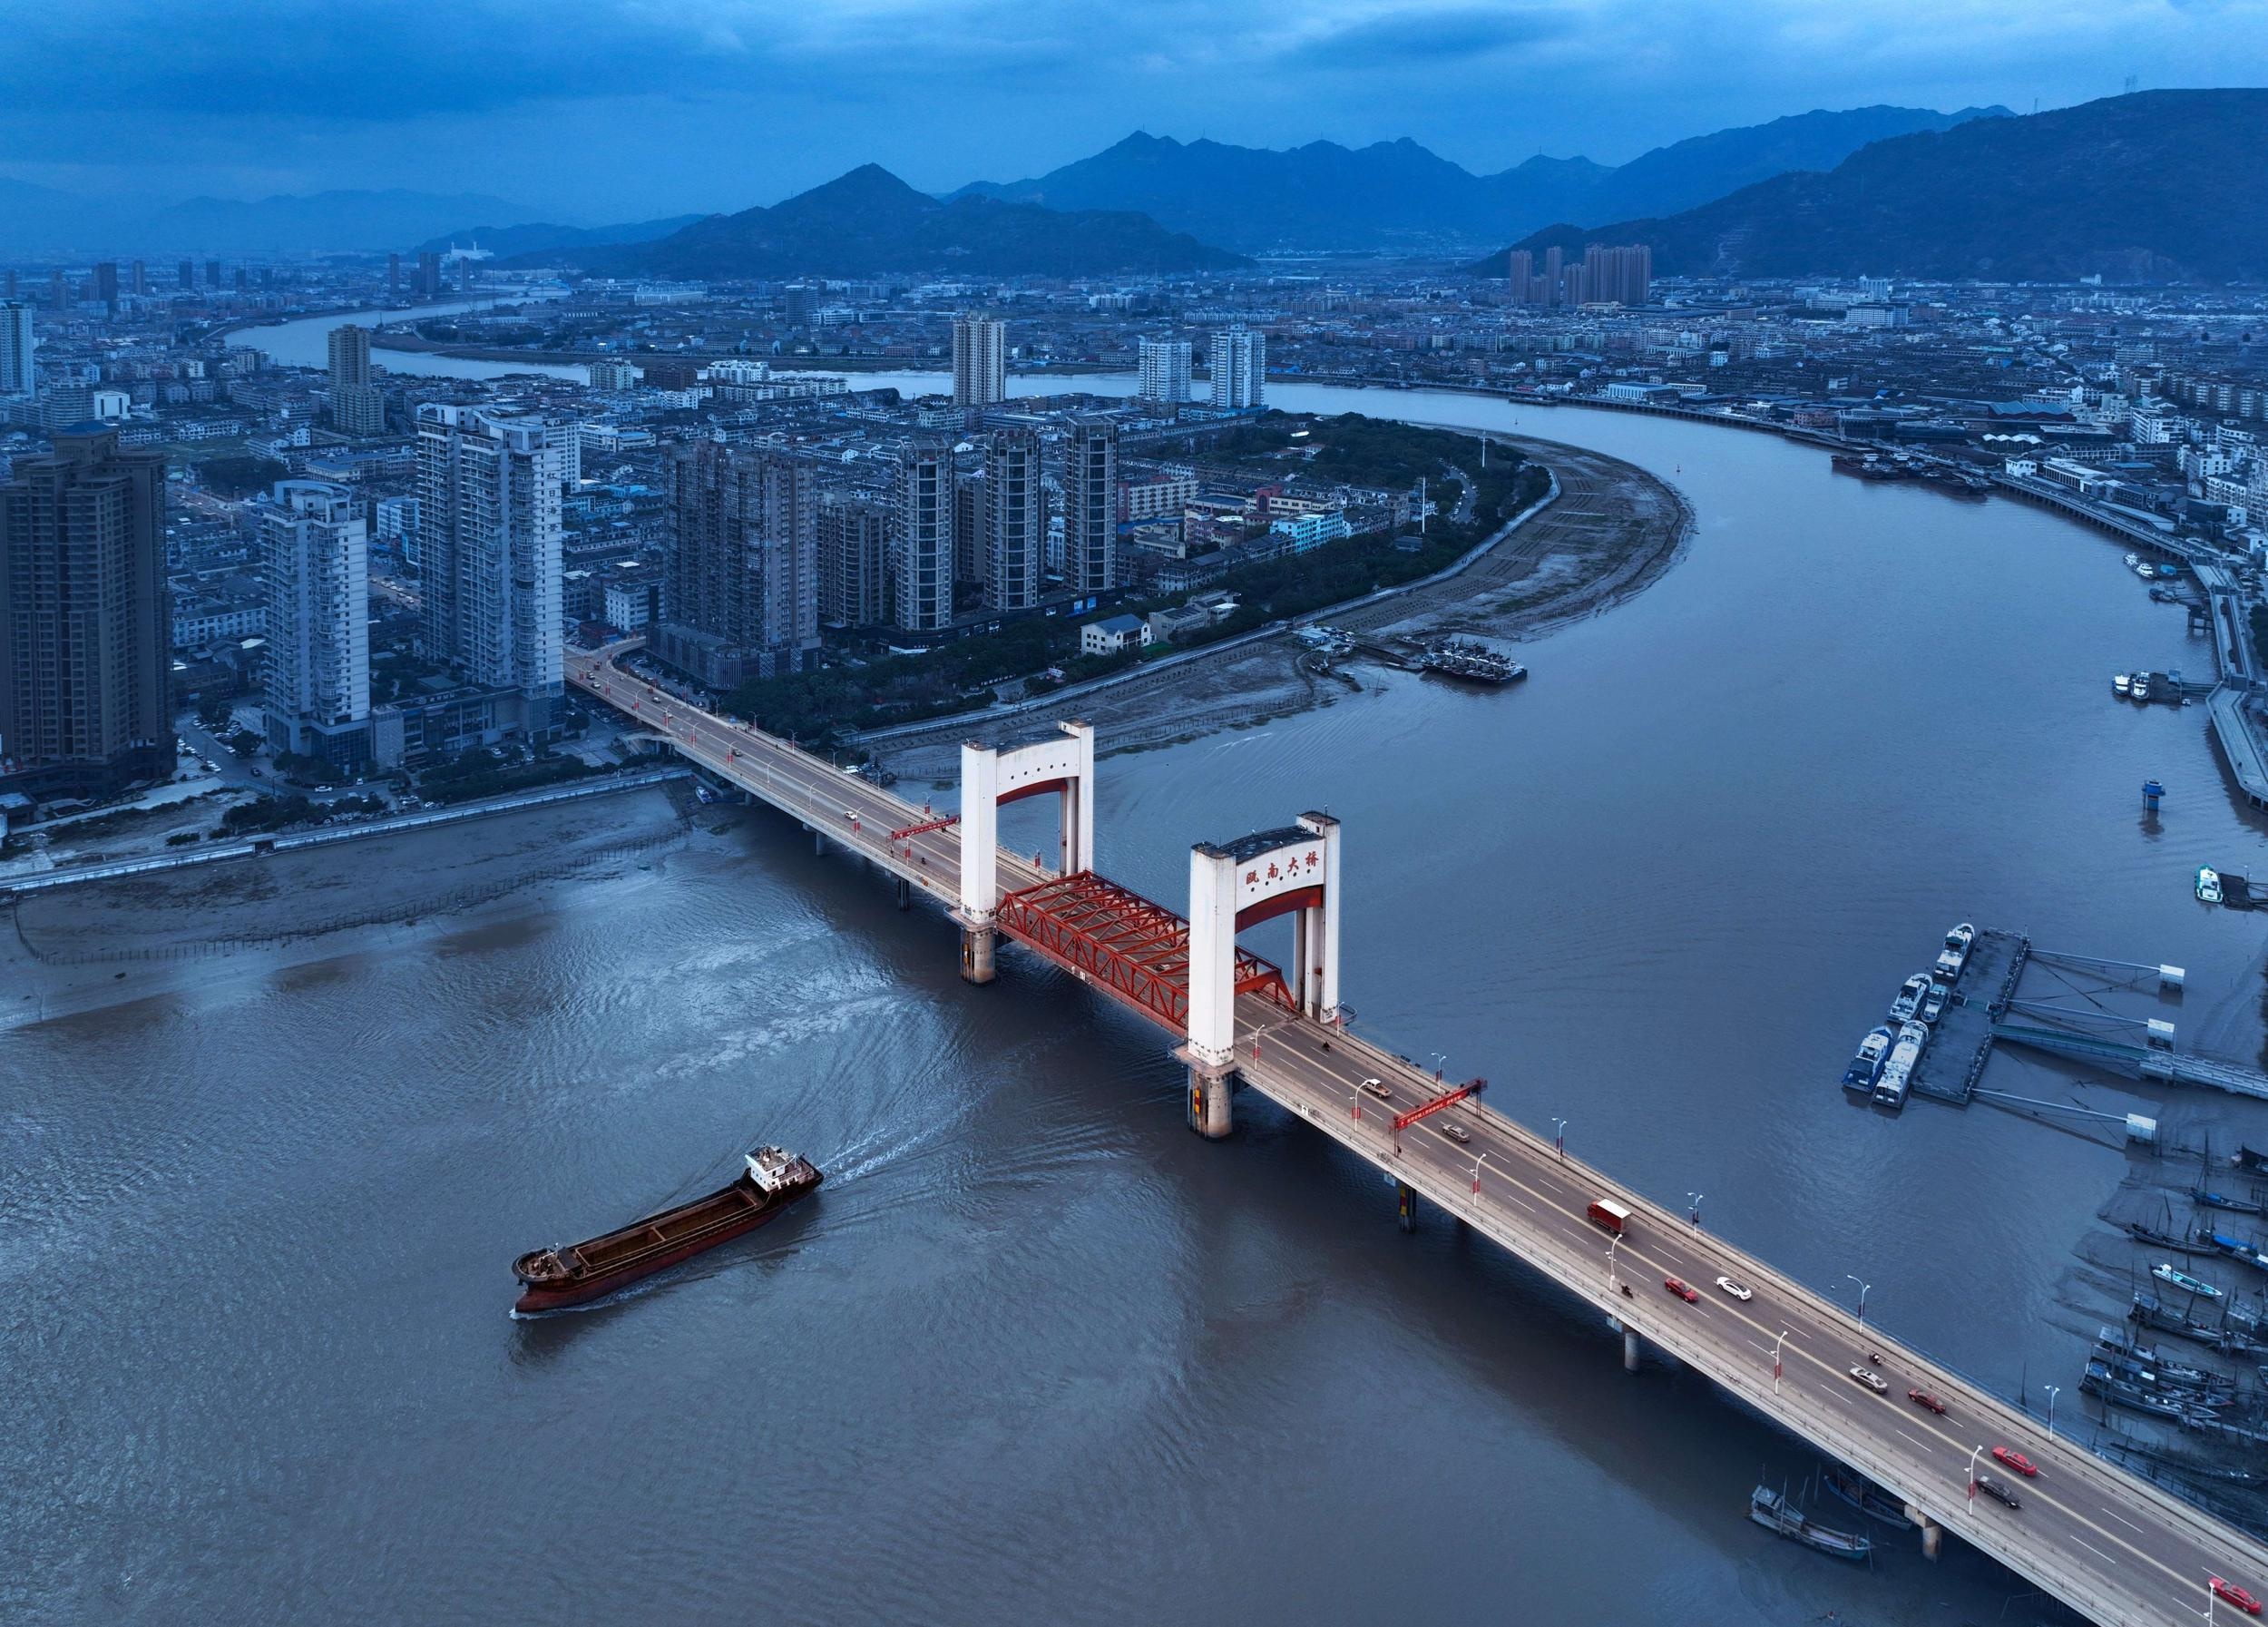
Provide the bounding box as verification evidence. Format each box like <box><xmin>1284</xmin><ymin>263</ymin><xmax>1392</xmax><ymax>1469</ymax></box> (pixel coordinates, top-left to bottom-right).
<box><xmin>567</xmin><ymin>641</ymin><xmax>2268</xmax><ymax>1626</ymax></box>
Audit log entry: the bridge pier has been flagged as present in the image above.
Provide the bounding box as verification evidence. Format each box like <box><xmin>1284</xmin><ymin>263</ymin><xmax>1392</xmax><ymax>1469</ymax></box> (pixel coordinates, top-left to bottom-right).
<box><xmin>1186</xmin><ymin>1066</ymin><xmax>1235</xmax><ymax>1138</ymax></box>
<box><xmin>896</xmin><ymin>877</ymin><xmax>911</xmax><ymax>910</ymax></box>
<box><xmin>1917</xmin><ymin>1514</ymin><xmax>1942</xmax><ymax>1560</ymax></box>
<box><xmin>960</xmin><ymin>924</ymin><xmax>996</xmax><ymax>985</ymax></box>
<box><xmin>1397</xmin><ymin>1181</ymin><xmax>1417</xmax><ymax>1232</ymax></box>
<box><xmin>1623</xmin><ymin>1327</ymin><xmax>1641</xmax><ymax>1371</ymax></box>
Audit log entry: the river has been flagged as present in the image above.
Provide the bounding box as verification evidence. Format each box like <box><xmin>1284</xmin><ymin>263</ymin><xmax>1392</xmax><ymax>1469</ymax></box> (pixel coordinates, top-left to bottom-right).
<box><xmin>9</xmin><ymin>351</ymin><xmax>2266</xmax><ymax>1623</ymax></box>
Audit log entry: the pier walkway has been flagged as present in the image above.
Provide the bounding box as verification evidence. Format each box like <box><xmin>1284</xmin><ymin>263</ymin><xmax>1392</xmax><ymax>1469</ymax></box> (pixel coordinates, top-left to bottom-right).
<box><xmin>568</xmin><ymin>642</ymin><xmax>2268</xmax><ymax>1627</ymax></box>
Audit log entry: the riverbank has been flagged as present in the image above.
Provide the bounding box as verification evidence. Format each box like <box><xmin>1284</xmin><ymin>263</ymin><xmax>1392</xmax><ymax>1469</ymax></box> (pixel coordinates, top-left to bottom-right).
<box><xmin>870</xmin><ymin>435</ymin><xmax>1691</xmax><ymax>780</ymax></box>
<box><xmin>0</xmin><ymin>783</ymin><xmax>697</xmax><ymax>1030</ymax></box>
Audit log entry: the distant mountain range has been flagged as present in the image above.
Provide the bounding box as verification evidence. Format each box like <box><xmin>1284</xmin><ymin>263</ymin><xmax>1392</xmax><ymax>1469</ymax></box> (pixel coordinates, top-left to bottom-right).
<box><xmin>953</xmin><ymin>106</ymin><xmax>2009</xmax><ymax>252</ymax></box>
<box><xmin>0</xmin><ymin>182</ymin><xmax>543</xmax><ymax>258</ymax></box>
<box><xmin>1479</xmin><ymin>92</ymin><xmax>2268</xmax><ymax>284</ymax></box>
<box><xmin>539</xmin><ymin>164</ymin><xmax>1246</xmax><ymax>279</ymax></box>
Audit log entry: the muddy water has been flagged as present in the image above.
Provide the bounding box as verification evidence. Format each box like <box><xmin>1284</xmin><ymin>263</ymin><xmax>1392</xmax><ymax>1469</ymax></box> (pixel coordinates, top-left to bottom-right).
<box><xmin>9</xmin><ymin>377</ymin><xmax>2267</xmax><ymax>1624</ymax></box>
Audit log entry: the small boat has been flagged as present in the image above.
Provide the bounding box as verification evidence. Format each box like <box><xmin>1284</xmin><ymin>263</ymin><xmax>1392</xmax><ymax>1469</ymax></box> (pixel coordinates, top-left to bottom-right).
<box><xmin>2234</xmin><ymin>1146</ymin><xmax>2268</xmax><ymax>1175</ymax></box>
<box><xmin>512</xmin><ymin>1145</ymin><xmax>823</xmax><ymax>1313</ymax></box>
<box><xmin>2153</xmin><ymin>1261</ymin><xmax>2225</xmax><ymax>1299</ymax></box>
<box><xmin>2130</xmin><ymin>675</ymin><xmax>2153</xmax><ymax>702</ymax></box>
<box><xmin>1820</xmin><ymin>1465</ymin><xmax>1915</xmax><ymax>1529</ymax></box>
<box><xmin>1889</xmin><ymin>973</ymin><xmax>1931</xmax><ymax>1024</ymax></box>
<box><xmin>2159</xmin><ymin>564</ymin><xmax>2181</xmax><ymax>579</ymax></box>
<box><xmin>2197</xmin><ymin>867</ymin><xmax>2224</xmax><ymax>906</ymax></box>
<box><xmin>2113</xmin><ymin>673</ymin><xmax>2132</xmax><ymax>696</ymax></box>
<box><xmin>1933</xmin><ymin>922</ymin><xmax>1975</xmax><ymax>982</ymax></box>
<box><xmin>1872</xmin><ymin>1020</ymin><xmax>1928</xmax><ymax>1110</ymax></box>
<box><xmin>2136</xmin><ymin>561</ymin><xmax>2159</xmax><ymax>580</ymax></box>
<box><xmin>1749</xmin><ymin>1484</ymin><xmax>1873</xmax><ymax>1559</ymax></box>
<box><xmin>2126</xmin><ymin>1218</ymin><xmax>2210</xmax><ymax>1252</ymax></box>
<box><xmin>2126</xmin><ymin>553</ymin><xmax>2142</xmax><ymax>567</ymax></box>
<box><xmin>2206</xmin><ymin>1232</ymin><xmax>2268</xmax><ymax>1273</ymax></box>
<box><xmin>2194</xmin><ymin>1187</ymin><xmax>2265</xmax><ymax>1216</ymax></box>
<box><xmin>1842</xmin><ymin>1025</ymin><xmax>1894</xmax><ymax>1093</ymax></box>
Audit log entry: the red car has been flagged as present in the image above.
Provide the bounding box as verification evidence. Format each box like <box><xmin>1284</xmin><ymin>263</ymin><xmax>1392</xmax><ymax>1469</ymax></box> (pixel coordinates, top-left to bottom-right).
<box><xmin>1990</xmin><ymin>1446</ymin><xmax>2038</xmax><ymax>1478</ymax></box>
<box><xmin>2213</xmin><ymin>1578</ymin><xmax>2263</xmax><ymax>1615</ymax></box>
<box><xmin>1663</xmin><ymin>1277</ymin><xmax>1700</xmax><ymax>1303</ymax></box>
<box><xmin>1906</xmin><ymin>1388</ymin><xmax>1947</xmax><ymax>1415</ymax></box>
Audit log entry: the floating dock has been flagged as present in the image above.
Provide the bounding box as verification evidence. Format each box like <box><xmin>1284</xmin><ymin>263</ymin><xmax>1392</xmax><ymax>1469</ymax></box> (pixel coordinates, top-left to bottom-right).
<box><xmin>1907</xmin><ymin>928</ymin><xmax>2029</xmax><ymax>1105</ymax></box>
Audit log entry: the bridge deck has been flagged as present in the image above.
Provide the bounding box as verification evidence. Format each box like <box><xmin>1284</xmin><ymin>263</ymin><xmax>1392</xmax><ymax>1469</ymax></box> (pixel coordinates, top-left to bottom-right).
<box><xmin>569</xmin><ymin>643</ymin><xmax>2268</xmax><ymax>1626</ymax></box>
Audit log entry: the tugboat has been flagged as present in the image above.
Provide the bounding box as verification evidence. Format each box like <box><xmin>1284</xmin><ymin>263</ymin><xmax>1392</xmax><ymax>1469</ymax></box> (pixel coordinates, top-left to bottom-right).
<box><xmin>1749</xmin><ymin>1484</ymin><xmax>1873</xmax><ymax>1560</ymax></box>
<box><xmin>512</xmin><ymin>1145</ymin><xmax>823</xmax><ymax>1314</ymax></box>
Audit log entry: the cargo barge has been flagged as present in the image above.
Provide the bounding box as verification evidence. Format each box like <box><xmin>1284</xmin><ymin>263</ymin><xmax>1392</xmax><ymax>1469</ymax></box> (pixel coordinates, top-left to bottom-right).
<box><xmin>512</xmin><ymin>1145</ymin><xmax>822</xmax><ymax>1314</ymax></box>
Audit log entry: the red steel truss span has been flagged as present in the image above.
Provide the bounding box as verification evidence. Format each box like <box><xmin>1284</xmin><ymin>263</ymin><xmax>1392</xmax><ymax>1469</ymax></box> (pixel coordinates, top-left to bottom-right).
<box><xmin>994</xmin><ymin>871</ymin><xmax>1294</xmax><ymax>1034</ymax></box>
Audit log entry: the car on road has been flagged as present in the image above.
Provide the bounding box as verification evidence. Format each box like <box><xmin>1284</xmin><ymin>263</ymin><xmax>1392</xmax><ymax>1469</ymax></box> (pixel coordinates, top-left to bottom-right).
<box><xmin>1847</xmin><ymin>1365</ymin><xmax>1889</xmax><ymax>1393</ymax></box>
<box><xmin>1990</xmin><ymin>1446</ymin><xmax>2038</xmax><ymax>1478</ymax></box>
<box><xmin>1663</xmin><ymin>1278</ymin><xmax>1699</xmax><ymax>1303</ymax></box>
<box><xmin>2211</xmin><ymin>1578</ymin><xmax>2263</xmax><ymax>1615</ymax></box>
<box><xmin>1714</xmin><ymin>1275</ymin><xmax>1752</xmax><ymax>1301</ymax></box>
<box><xmin>1972</xmin><ymin>1475</ymin><xmax>2020</xmax><ymax>1509</ymax></box>
<box><xmin>1906</xmin><ymin>1387</ymin><xmax>1947</xmax><ymax>1415</ymax></box>
<box><xmin>1359</xmin><ymin>1078</ymin><xmax>1392</xmax><ymax>1101</ymax></box>
<box><xmin>1438</xmin><ymin>1121</ymin><xmax>1471</xmax><ymax>1144</ymax></box>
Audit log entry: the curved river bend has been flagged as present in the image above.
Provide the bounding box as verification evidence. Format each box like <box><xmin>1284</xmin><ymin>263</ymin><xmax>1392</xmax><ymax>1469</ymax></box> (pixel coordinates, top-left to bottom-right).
<box><xmin>11</xmin><ymin>326</ymin><xmax>2268</xmax><ymax>1624</ymax></box>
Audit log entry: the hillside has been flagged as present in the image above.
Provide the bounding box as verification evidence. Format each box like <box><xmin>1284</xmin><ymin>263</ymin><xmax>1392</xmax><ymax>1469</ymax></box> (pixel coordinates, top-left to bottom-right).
<box><xmin>571</xmin><ymin>164</ymin><xmax>1244</xmax><ymax>279</ymax></box>
<box><xmin>1476</xmin><ymin>92</ymin><xmax>2268</xmax><ymax>284</ymax></box>
<box><xmin>954</xmin><ymin>107</ymin><xmax>2000</xmax><ymax>251</ymax></box>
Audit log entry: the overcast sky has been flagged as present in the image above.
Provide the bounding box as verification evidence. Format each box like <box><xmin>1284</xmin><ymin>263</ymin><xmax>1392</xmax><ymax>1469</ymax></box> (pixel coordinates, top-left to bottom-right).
<box><xmin>1</xmin><ymin>0</ymin><xmax>2260</xmax><ymax>218</ymax></box>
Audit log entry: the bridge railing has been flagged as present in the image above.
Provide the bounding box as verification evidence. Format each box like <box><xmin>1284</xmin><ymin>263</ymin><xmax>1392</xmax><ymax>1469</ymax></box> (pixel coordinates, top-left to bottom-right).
<box><xmin>1294</xmin><ymin>1025</ymin><xmax>2268</xmax><ymax>1583</ymax></box>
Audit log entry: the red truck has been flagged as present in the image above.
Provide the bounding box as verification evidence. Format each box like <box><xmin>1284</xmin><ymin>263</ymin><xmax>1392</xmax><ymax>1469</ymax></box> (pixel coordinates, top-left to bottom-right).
<box><xmin>1587</xmin><ymin>1199</ymin><xmax>1631</xmax><ymax>1237</ymax></box>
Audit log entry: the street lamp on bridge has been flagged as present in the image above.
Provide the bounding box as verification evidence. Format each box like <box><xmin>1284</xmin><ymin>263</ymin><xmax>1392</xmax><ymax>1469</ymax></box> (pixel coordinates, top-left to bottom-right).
<box><xmin>1606</xmin><ymin>1232</ymin><xmax>1625</xmax><ymax>1292</ymax></box>
<box><xmin>1686</xmin><ymin>1192</ymin><xmax>1704</xmax><ymax>1232</ymax></box>
<box><xmin>1551</xmin><ymin>1117</ymin><xmax>1568</xmax><ymax>1159</ymax></box>
<box><xmin>1846</xmin><ymin>1274</ymin><xmax>1872</xmax><ymax>1324</ymax></box>
<box><xmin>2045</xmin><ymin>1383</ymin><xmax>2061</xmax><ymax>1438</ymax></box>
<box><xmin>1770</xmin><ymin>1328</ymin><xmax>1793</xmax><ymax>1397</ymax></box>
<box><xmin>1966</xmin><ymin>1444</ymin><xmax>1985</xmax><ymax>1503</ymax></box>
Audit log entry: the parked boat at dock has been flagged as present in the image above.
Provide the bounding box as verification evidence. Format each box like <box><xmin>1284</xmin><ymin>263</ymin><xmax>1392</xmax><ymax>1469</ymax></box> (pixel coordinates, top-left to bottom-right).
<box><xmin>1842</xmin><ymin>1025</ymin><xmax>1893</xmax><ymax>1093</ymax></box>
<box><xmin>1872</xmin><ymin>1021</ymin><xmax>1928</xmax><ymax>1110</ymax></box>
<box><xmin>2126</xmin><ymin>1218</ymin><xmax>2211</xmax><ymax>1253</ymax></box>
<box><xmin>1416</xmin><ymin>639</ymin><xmax>1526</xmax><ymax>685</ymax></box>
<box><xmin>512</xmin><ymin>1145</ymin><xmax>822</xmax><ymax>1313</ymax></box>
<box><xmin>1749</xmin><ymin>1485</ymin><xmax>1873</xmax><ymax>1560</ymax></box>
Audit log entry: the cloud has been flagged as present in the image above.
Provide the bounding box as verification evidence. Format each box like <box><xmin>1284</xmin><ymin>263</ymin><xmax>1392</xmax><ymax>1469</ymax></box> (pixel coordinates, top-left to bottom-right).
<box><xmin>1286</xmin><ymin>6</ymin><xmax>1575</xmax><ymax>68</ymax></box>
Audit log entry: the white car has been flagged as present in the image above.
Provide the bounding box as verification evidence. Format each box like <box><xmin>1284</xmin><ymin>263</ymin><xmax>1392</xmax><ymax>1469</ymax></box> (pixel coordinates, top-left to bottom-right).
<box><xmin>1359</xmin><ymin>1077</ymin><xmax>1392</xmax><ymax>1101</ymax></box>
<box><xmin>1714</xmin><ymin>1275</ymin><xmax>1753</xmax><ymax>1301</ymax></box>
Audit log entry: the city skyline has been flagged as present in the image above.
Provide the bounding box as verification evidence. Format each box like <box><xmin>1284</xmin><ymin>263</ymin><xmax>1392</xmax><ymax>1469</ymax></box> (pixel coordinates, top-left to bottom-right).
<box><xmin>0</xmin><ymin>1</ymin><xmax>2254</xmax><ymax>219</ymax></box>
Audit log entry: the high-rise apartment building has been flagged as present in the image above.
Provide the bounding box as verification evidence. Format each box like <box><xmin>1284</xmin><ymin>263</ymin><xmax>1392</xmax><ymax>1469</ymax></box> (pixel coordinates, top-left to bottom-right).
<box><xmin>984</xmin><ymin>428</ymin><xmax>1043</xmax><ymax>612</ymax></box>
<box><xmin>261</xmin><ymin>479</ymin><xmax>370</xmax><ymax>763</ymax></box>
<box><xmin>0</xmin><ymin>427</ymin><xmax>171</xmax><ymax>799</ymax></box>
<box><xmin>327</xmin><ymin>323</ymin><xmax>386</xmax><ymax>437</ymax></box>
<box><xmin>1580</xmin><ymin>243</ymin><xmax>1651</xmax><ymax>306</ymax></box>
<box><xmin>94</xmin><ymin>262</ymin><xmax>119</xmax><ymax>317</ymax></box>
<box><xmin>415</xmin><ymin>404</ymin><xmax>566</xmax><ymax>736</ymax></box>
<box><xmin>1063</xmin><ymin>417</ymin><xmax>1118</xmax><ymax>595</ymax></box>
<box><xmin>0</xmin><ymin>301</ymin><xmax>34</xmax><ymax>398</ymax></box>
<box><xmin>817</xmin><ymin>491</ymin><xmax>889</xmax><ymax>626</ymax></box>
<box><xmin>1209</xmin><ymin>327</ymin><xmax>1266</xmax><ymax>409</ymax></box>
<box><xmin>1137</xmin><ymin>338</ymin><xmax>1193</xmax><ymax>405</ymax></box>
<box><xmin>205</xmin><ymin>259</ymin><xmax>222</xmax><ymax>289</ymax></box>
<box><xmin>177</xmin><ymin>260</ymin><xmax>194</xmax><ymax>290</ymax></box>
<box><xmin>653</xmin><ymin>442</ymin><xmax>820</xmax><ymax>688</ymax></box>
<box><xmin>953</xmin><ymin>466</ymin><xmax>986</xmax><ymax>588</ymax></box>
<box><xmin>892</xmin><ymin>439</ymin><xmax>954</xmax><ymax>632</ymax></box>
<box><xmin>416</xmin><ymin>251</ymin><xmax>443</xmax><ymax>301</ymax></box>
<box><xmin>387</xmin><ymin>253</ymin><xmax>402</xmax><ymax>299</ymax></box>
<box><xmin>130</xmin><ymin>260</ymin><xmax>147</xmax><ymax>297</ymax></box>
<box><xmin>952</xmin><ymin>315</ymin><xmax>1006</xmax><ymax>407</ymax></box>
